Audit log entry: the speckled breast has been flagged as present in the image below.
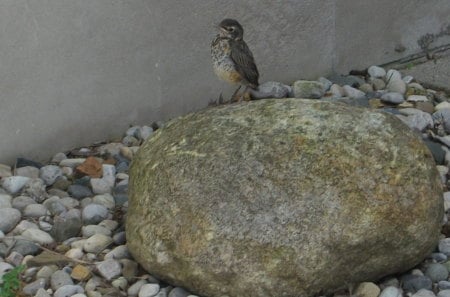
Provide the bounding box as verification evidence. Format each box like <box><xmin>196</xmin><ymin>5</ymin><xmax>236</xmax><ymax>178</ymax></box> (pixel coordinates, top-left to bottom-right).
<box><xmin>211</xmin><ymin>36</ymin><xmax>242</xmax><ymax>84</ymax></box>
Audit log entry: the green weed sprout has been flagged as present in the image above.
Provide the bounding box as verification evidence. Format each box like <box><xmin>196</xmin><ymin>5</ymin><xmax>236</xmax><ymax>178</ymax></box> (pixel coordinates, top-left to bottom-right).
<box><xmin>0</xmin><ymin>265</ymin><xmax>25</xmax><ymax>297</ymax></box>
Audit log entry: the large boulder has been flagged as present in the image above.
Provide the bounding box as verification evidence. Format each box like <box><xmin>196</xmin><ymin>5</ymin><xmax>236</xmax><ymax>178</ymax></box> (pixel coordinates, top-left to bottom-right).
<box><xmin>127</xmin><ymin>99</ymin><xmax>443</xmax><ymax>297</ymax></box>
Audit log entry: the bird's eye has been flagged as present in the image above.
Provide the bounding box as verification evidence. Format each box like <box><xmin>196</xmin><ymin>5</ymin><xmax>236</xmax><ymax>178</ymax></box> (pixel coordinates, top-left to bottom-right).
<box><xmin>226</xmin><ymin>27</ymin><xmax>235</xmax><ymax>32</ymax></box>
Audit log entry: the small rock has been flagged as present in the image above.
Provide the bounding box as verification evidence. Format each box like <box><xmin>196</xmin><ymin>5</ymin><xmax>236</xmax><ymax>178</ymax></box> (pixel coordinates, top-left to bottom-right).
<box><xmin>381</xmin><ymin>92</ymin><xmax>404</xmax><ymax>104</ymax></box>
<box><xmin>412</xmin><ymin>289</ymin><xmax>436</xmax><ymax>297</ymax></box>
<box><xmin>0</xmin><ymin>194</ymin><xmax>12</xmax><ymax>208</ymax></box>
<box><xmin>252</xmin><ymin>81</ymin><xmax>291</xmax><ymax>99</ymax></box>
<box><xmin>415</xmin><ymin>102</ymin><xmax>434</xmax><ymax>114</ymax></box>
<box><xmin>1</xmin><ymin>176</ymin><xmax>30</xmax><ymax>194</ymax></box>
<box><xmin>112</xmin><ymin>276</ymin><xmax>128</xmax><ymax>290</ymax></box>
<box><xmin>113</xmin><ymin>231</ymin><xmax>126</xmax><ymax>245</ymax></box>
<box><xmin>121</xmin><ymin>259</ymin><xmax>138</xmax><ymax>279</ymax></box>
<box><xmin>386</xmin><ymin>69</ymin><xmax>402</xmax><ymax>81</ymax></box>
<box><xmin>128</xmin><ymin>280</ymin><xmax>148</xmax><ymax>296</ymax></box>
<box><xmin>82</xmin><ymin>225</ymin><xmax>112</xmax><ymax>237</ymax></box>
<box><xmin>123</xmin><ymin>135</ymin><xmax>140</xmax><ymax>146</ymax></box>
<box><xmin>71</xmin><ymin>264</ymin><xmax>91</xmax><ymax>281</ymax></box>
<box><xmin>51</xmin><ymin>209</ymin><xmax>83</xmax><ymax>242</ymax></box>
<box><xmin>355</xmin><ymin>282</ymin><xmax>380</xmax><ymax>297</ymax></box>
<box><xmin>68</xmin><ymin>184</ymin><xmax>93</xmax><ymax>199</ymax></box>
<box><xmin>407</xmin><ymin>95</ymin><xmax>428</xmax><ymax>102</ymax></box>
<box><xmin>138</xmin><ymin>126</ymin><xmax>154</xmax><ymax>141</ymax></box>
<box><xmin>401</xmin><ymin>274</ymin><xmax>432</xmax><ymax>292</ymax></box>
<box><xmin>409</xmin><ymin>82</ymin><xmax>425</xmax><ymax>90</ymax></box>
<box><xmin>403</xmin><ymin>75</ymin><xmax>414</xmax><ymax>84</ymax></box>
<box><xmin>439</xmin><ymin>284</ymin><xmax>450</xmax><ymax>291</ymax></box>
<box><xmin>120</xmin><ymin>147</ymin><xmax>135</xmax><ymax>160</ymax></box>
<box><xmin>60</xmin><ymin>158</ymin><xmax>86</xmax><ymax>168</ymax></box>
<box><xmin>90</xmin><ymin>178</ymin><xmax>112</xmax><ymax>194</ymax></box>
<box><xmin>12</xmin><ymin>239</ymin><xmax>41</xmax><ymax>256</ymax></box>
<box><xmin>387</xmin><ymin>78</ymin><xmax>407</xmax><ymax>94</ymax></box>
<box><xmin>83</xmin><ymin>234</ymin><xmax>113</xmax><ymax>254</ymax></box>
<box><xmin>105</xmin><ymin>245</ymin><xmax>130</xmax><ymax>260</ymax></box>
<box><xmin>397</xmin><ymin>111</ymin><xmax>433</xmax><ymax>132</ymax></box>
<box><xmin>15</xmin><ymin>166</ymin><xmax>40</xmax><ymax>178</ymax></box>
<box><xmin>16</xmin><ymin>157</ymin><xmax>43</xmax><ymax>168</ymax></box>
<box><xmin>22</xmin><ymin>229</ymin><xmax>55</xmax><ymax>245</ymax></box>
<box><xmin>23</xmin><ymin>203</ymin><xmax>49</xmax><ymax>218</ymax></box>
<box><xmin>40</xmin><ymin>165</ymin><xmax>63</xmax><ymax>186</ymax></box>
<box><xmin>35</xmin><ymin>288</ymin><xmax>51</xmax><ymax>297</ymax></box>
<box><xmin>342</xmin><ymin>85</ymin><xmax>366</xmax><ymax>99</ymax></box>
<box><xmin>76</xmin><ymin>157</ymin><xmax>103</xmax><ymax>178</ymax></box>
<box><xmin>45</xmin><ymin>200</ymin><xmax>67</xmax><ymax>216</ymax></box>
<box><xmin>435</xmin><ymin>102</ymin><xmax>450</xmax><ymax>111</ymax></box>
<box><xmin>6</xmin><ymin>251</ymin><xmax>24</xmax><ymax>266</ymax></box>
<box><xmin>430</xmin><ymin>252</ymin><xmax>448</xmax><ymax>263</ymax></box>
<box><xmin>51</xmin><ymin>270</ymin><xmax>74</xmax><ymax>290</ymax></box>
<box><xmin>423</xmin><ymin>139</ymin><xmax>446</xmax><ymax>165</ymax></box>
<box><xmin>36</xmin><ymin>265</ymin><xmax>57</xmax><ymax>281</ymax></box>
<box><xmin>0</xmin><ymin>208</ymin><xmax>21</xmax><ymax>232</ymax></box>
<box><xmin>112</xmin><ymin>184</ymin><xmax>128</xmax><ymax>206</ymax></box>
<box><xmin>96</xmin><ymin>259</ymin><xmax>122</xmax><ymax>280</ymax></box>
<box><xmin>99</xmin><ymin>219</ymin><xmax>119</xmax><ymax>231</ymax></box>
<box><xmin>318</xmin><ymin>77</ymin><xmax>332</xmax><ymax>92</ymax></box>
<box><xmin>51</xmin><ymin>152</ymin><xmax>67</xmax><ymax>163</ymax></box>
<box><xmin>82</xmin><ymin>204</ymin><xmax>109</xmax><ymax>225</ymax></box>
<box><xmin>371</xmin><ymin>78</ymin><xmax>386</xmax><ymax>91</ymax></box>
<box><xmin>368</xmin><ymin>65</ymin><xmax>386</xmax><ymax>78</ymax></box>
<box><xmin>54</xmin><ymin>285</ymin><xmax>85</xmax><ymax>297</ymax></box>
<box><xmin>22</xmin><ymin>178</ymin><xmax>48</xmax><ymax>202</ymax></box>
<box><xmin>359</xmin><ymin>83</ymin><xmax>374</xmax><ymax>93</ymax></box>
<box><xmin>379</xmin><ymin>286</ymin><xmax>402</xmax><ymax>297</ymax></box>
<box><xmin>433</xmin><ymin>109</ymin><xmax>450</xmax><ymax>134</ymax></box>
<box><xmin>168</xmin><ymin>287</ymin><xmax>190</xmax><ymax>297</ymax></box>
<box><xmin>59</xmin><ymin>197</ymin><xmax>80</xmax><ymax>209</ymax></box>
<box><xmin>329</xmin><ymin>84</ymin><xmax>344</xmax><ymax>98</ymax></box>
<box><xmin>327</xmin><ymin>73</ymin><xmax>365</xmax><ymax>87</ymax></box>
<box><xmin>439</xmin><ymin>238</ymin><xmax>450</xmax><ymax>255</ymax></box>
<box><xmin>22</xmin><ymin>278</ymin><xmax>47</xmax><ymax>296</ymax></box>
<box><xmin>98</xmin><ymin>142</ymin><xmax>125</xmax><ymax>157</ymax></box>
<box><xmin>425</xmin><ymin>263</ymin><xmax>449</xmax><ymax>282</ymax></box>
<box><xmin>437</xmin><ymin>166</ymin><xmax>449</xmax><ymax>184</ymax></box>
<box><xmin>292</xmin><ymin>80</ymin><xmax>325</xmax><ymax>99</ymax></box>
<box><xmin>139</xmin><ymin>283</ymin><xmax>160</xmax><ymax>297</ymax></box>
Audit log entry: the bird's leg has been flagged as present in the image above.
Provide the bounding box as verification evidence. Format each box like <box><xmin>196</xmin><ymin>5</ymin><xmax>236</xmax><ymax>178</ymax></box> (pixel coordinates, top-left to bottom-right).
<box><xmin>241</xmin><ymin>86</ymin><xmax>252</xmax><ymax>101</ymax></box>
<box><xmin>218</xmin><ymin>92</ymin><xmax>224</xmax><ymax>105</ymax></box>
<box><xmin>230</xmin><ymin>86</ymin><xmax>242</xmax><ymax>103</ymax></box>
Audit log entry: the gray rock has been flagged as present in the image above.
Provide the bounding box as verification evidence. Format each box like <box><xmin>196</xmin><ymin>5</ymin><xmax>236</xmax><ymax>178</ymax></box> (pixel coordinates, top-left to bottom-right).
<box><xmin>102</xmin><ymin>164</ymin><xmax>116</xmax><ymax>186</ymax></box>
<box><xmin>113</xmin><ymin>184</ymin><xmax>128</xmax><ymax>206</ymax></box>
<box><xmin>54</xmin><ymin>285</ymin><xmax>84</xmax><ymax>297</ymax></box>
<box><xmin>128</xmin><ymin>279</ymin><xmax>148</xmax><ymax>296</ymax></box>
<box><xmin>343</xmin><ymin>85</ymin><xmax>366</xmax><ymax>99</ymax></box>
<box><xmin>112</xmin><ymin>276</ymin><xmax>128</xmax><ymax>291</ymax></box>
<box><xmin>0</xmin><ymin>194</ymin><xmax>12</xmax><ymax>208</ymax></box>
<box><xmin>412</xmin><ymin>289</ymin><xmax>436</xmax><ymax>297</ymax></box>
<box><xmin>15</xmin><ymin>166</ymin><xmax>40</xmax><ymax>178</ymax></box>
<box><xmin>46</xmin><ymin>200</ymin><xmax>67</xmax><ymax>216</ymax></box>
<box><xmin>83</xmin><ymin>234</ymin><xmax>113</xmax><ymax>254</ymax></box>
<box><xmin>401</xmin><ymin>274</ymin><xmax>432</xmax><ymax>293</ymax></box>
<box><xmin>430</xmin><ymin>252</ymin><xmax>448</xmax><ymax>263</ymax></box>
<box><xmin>126</xmin><ymin>126</ymin><xmax>141</xmax><ymax>137</ymax></box>
<box><xmin>22</xmin><ymin>229</ymin><xmax>55</xmax><ymax>245</ymax></box>
<box><xmin>23</xmin><ymin>204</ymin><xmax>49</xmax><ymax>218</ymax></box>
<box><xmin>12</xmin><ymin>239</ymin><xmax>41</xmax><ymax>256</ymax></box>
<box><xmin>381</xmin><ymin>92</ymin><xmax>404</xmax><ymax>104</ymax></box>
<box><xmin>386</xmin><ymin>69</ymin><xmax>402</xmax><ymax>81</ymax></box>
<box><xmin>59</xmin><ymin>197</ymin><xmax>80</xmax><ymax>209</ymax></box>
<box><xmin>359</xmin><ymin>83</ymin><xmax>374</xmax><ymax>93</ymax></box>
<box><xmin>36</xmin><ymin>265</ymin><xmax>56</xmax><ymax>281</ymax></box>
<box><xmin>35</xmin><ymin>288</ymin><xmax>51</xmax><ymax>297</ymax></box>
<box><xmin>82</xmin><ymin>204</ymin><xmax>109</xmax><ymax>225</ymax></box>
<box><xmin>251</xmin><ymin>81</ymin><xmax>291</xmax><ymax>99</ymax></box>
<box><xmin>387</xmin><ymin>78</ymin><xmax>406</xmax><ymax>94</ymax></box>
<box><xmin>121</xmin><ymin>259</ymin><xmax>138</xmax><ymax>279</ymax></box>
<box><xmin>59</xmin><ymin>158</ymin><xmax>85</xmax><ymax>168</ymax></box>
<box><xmin>113</xmin><ymin>231</ymin><xmax>126</xmax><ymax>245</ymax></box>
<box><xmin>371</xmin><ymin>78</ymin><xmax>387</xmax><ymax>91</ymax></box>
<box><xmin>403</xmin><ymin>75</ymin><xmax>414</xmax><ymax>84</ymax></box>
<box><xmin>82</xmin><ymin>225</ymin><xmax>112</xmax><ymax>237</ymax></box>
<box><xmin>138</xmin><ymin>126</ymin><xmax>154</xmax><ymax>141</ymax></box>
<box><xmin>0</xmin><ymin>208</ymin><xmax>21</xmax><ymax>232</ymax></box>
<box><xmin>123</xmin><ymin>135</ymin><xmax>140</xmax><ymax>146</ymax></box>
<box><xmin>51</xmin><ymin>270</ymin><xmax>74</xmax><ymax>291</ymax></box>
<box><xmin>40</xmin><ymin>165</ymin><xmax>63</xmax><ymax>186</ymax></box>
<box><xmin>96</xmin><ymin>259</ymin><xmax>122</xmax><ymax>280</ymax></box>
<box><xmin>22</xmin><ymin>278</ymin><xmax>46</xmax><ymax>296</ymax></box>
<box><xmin>51</xmin><ymin>152</ymin><xmax>67</xmax><ymax>164</ymax></box>
<box><xmin>438</xmin><ymin>289</ymin><xmax>450</xmax><ymax>296</ymax></box>
<box><xmin>68</xmin><ymin>184</ymin><xmax>93</xmax><ymax>199</ymax></box>
<box><xmin>127</xmin><ymin>99</ymin><xmax>443</xmax><ymax>297</ymax></box>
<box><xmin>22</xmin><ymin>178</ymin><xmax>48</xmax><ymax>202</ymax></box>
<box><xmin>433</xmin><ymin>109</ymin><xmax>450</xmax><ymax>134</ymax></box>
<box><xmin>168</xmin><ymin>287</ymin><xmax>190</xmax><ymax>297</ymax></box>
<box><xmin>139</xmin><ymin>283</ymin><xmax>160</xmax><ymax>297</ymax></box>
<box><xmin>104</xmin><ymin>245</ymin><xmax>130</xmax><ymax>260</ymax></box>
<box><xmin>0</xmin><ymin>164</ymin><xmax>12</xmax><ymax>178</ymax></box>
<box><xmin>407</xmin><ymin>95</ymin><xmax>428</xmax><ymax>102</ymax></box>
<box><xmin>425</xmin><ymin>263</ymin><xmax>449</xmax><ymax>282</ymax></box>
<box><xmin>397</xmin><ymin>111</ymin><xmax>433</xmax><ymax>132</ymax></box>
<box><xmin>318</xmin><ymin>77</ymin><xmax>333</xmax><ymax>92</ymax></box>
<box><xmin>1</xmin><ymin>176</ymin><xmax>30</xmax><ymax>194</ymax></box>
<box><xmin>368</xmin><ymin>65</ymin><xmax>386</xmax><ymax>78</ymax></box>
<box><xmin>329</xmin><ymin>84</ymin><xmax>344</xmax><ymax>98</ymax></box>
<box><xmin>292</xmin><ymin>80</ymin><xmax>325</xmax><ymax>99</ymax></box>
<box><xmin>423</xmin><ymin>139</ymin><xmax>446</xmax><ymax>165</ymax></box>
<box><xmin>439</xmin><ymin>238</ymin><xmax>450</xmax><ymax>255</ymax></box>
<box><xmin>51</xmin><ymin>209</ymin><xmax>82</xmax><ymax>242</ymax></box>
<box><xmin>90</xmin><ymin>178</ymin><xmax>112</xmax><ymax>194</ymax></box>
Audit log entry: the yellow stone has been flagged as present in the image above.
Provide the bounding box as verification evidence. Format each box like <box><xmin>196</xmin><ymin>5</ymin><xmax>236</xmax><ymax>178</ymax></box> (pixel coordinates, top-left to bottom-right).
<box><xmin>71</xmin><ymin>264</ymin><xmax>91</xmax><ymax>281</ymax></box>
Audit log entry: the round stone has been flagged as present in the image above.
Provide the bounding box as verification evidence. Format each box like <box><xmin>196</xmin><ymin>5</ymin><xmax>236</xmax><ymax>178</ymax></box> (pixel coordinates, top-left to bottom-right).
<box><xmin>355</xmin><ymin>282</ymin><xmax>381</xmax><ymax>297</ymax></box>
<box><xmin>51</xmin><ymin>270</ymin><xmax>74</xmax><ymax>291</ymax></box>
<box><xmin>381</xmin><ymin>92</ymin><xmax>404</xmax><ymax>104</ymax></box>
<box><xmin>424</xmin><ymin>263</ymin><xmax>449</xmax><ymax>282</ymax></box>
<box><xmin>54</xmin><ymin>285</ymin><xmax>84</xmax><ymax>297</ymax></box>
<box><xmin>23</xmin><ymin>204</ymin><xmax>49</xmax><ymax>218</ymax></box>
<box><xmin>82</xmin><ymin>204</ymin><xmax>109</xmax><ymax>225</ymax></box>
<box><xmin>292</xmin><ymin>80</ymin><xmax>325</xmax><ymax>99</ymax></box>
<box><xmin>1</xmin><ymin>176</ymin><xmax>30</xmax><ymax>194</ymax></box>
<box><xmin>368</xmin><ymin>65</ymin><xmax>386</xmax><ymax>78</ymax></box>
<box><xmin>139</xmin><ymin>283</ymin><xmax>160</xmax><ymax>297</ymax></box>
<box><xmin>379</xmin><ymin>286</ymin><xmax>402</xmax><ymax>297</ymax></box>
<box><xmin>96</xmin><ymin>259</ymin><xmax>121</xmax><ymax>280</ymax></box>
<box><xmin>22</xmin><ymin>229</ymin><xmax>55</xmax><ymax>245</ymax></box>
<box><xmin>0</xmin><ymin>208</ymin><xmax>21</xmax><ymax>232</ymax></box>
<box><xmin>40</xmin><ymin>165</ymin><xmax>63</xmax><ymax>186</ymax></box>
<box><xmin>83</xmin><ymin>234</ymin><xmax>113</xmax><ymax>254</ymax></box>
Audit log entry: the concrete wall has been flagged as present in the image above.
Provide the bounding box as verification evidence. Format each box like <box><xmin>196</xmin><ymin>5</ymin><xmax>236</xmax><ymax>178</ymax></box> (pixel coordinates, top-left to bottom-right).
<box><xmin>0</xmin><ymin>0</ymin><xmax>449</xmax><ymax>164</ymax></box>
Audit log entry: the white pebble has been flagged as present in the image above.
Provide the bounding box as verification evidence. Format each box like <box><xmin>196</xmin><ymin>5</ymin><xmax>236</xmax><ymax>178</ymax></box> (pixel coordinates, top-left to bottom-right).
<box><xmin>22</xmin><ymin>229</ymin><xmax>55</xmax><ymax>245</ymax></box>
<box><xmin>139</xmin><ymin>283</ymin><xmax>160</xmax><ymax>297</ymax></box>
<box><xmin>1</xmin><ymin>176</ymin><xmax>30</xmax><ymax>194</ymax></box>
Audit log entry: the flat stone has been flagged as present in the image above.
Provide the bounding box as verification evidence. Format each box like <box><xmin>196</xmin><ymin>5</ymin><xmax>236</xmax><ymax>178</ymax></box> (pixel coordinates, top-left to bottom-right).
<box><xmin>407</xmin><ymin>95</ymin><xmax>428</xmax><ymax>102</ymax></box>
<box><xmin>381</xmin><ymin>92</ymin><xmax>404</xmax><ymax>104</ymax></box>
<box><xmin>90</xmin><ymin>178</ymin><xmax>112</xmax><ymax>194</ymax></box>
<box><xmin>368</xmin><ymin>65</ymin><xmax>386</xmax><ymax>78</ymax></box>
<box><xmin>54</xmin><ymin>285</ymin><xmax>85</xmax><ymax>297</ymax></box>
<box><xmin>22</xmin><ymin>278</ymin><xmax>46</xmax><ymax>296</ymax></box>
<box><xmin>379</xmin><ymin>286</ymin><xmax>403</xmax><ymax>297</ymax></box>
<box><xmin>59</xmin><ymin>158</ymin><xmax>86</xmax><ymax>168</ymax></box>
<box><xmin>40</xmin><ymin>165</ymin><xmax>63</xmax><ymax>186</ymax></box>
<box><xmin>104</xmin><ymin>245</ymin><xmax>130</xmax><ymax>260</ymax></box>
<box><xmin>354</xmin><ymin>282</ymin><xmax>381</xmax><ymax>297</ymax></box>
<box><xmin>71</xmin><ymin>264</ymin><xmax>91</xmax><ymax>281</ymax></box>
<box><xmin>436</xmin><ymin>102</ymin><xmax>450</xmax><ymax>111</ymax></box>
<box><xmin>96</xmin><ymin>259</ymin><xmax>122</xmax><ymax>280</ymax></box>
<box><xmin>0</xmin><ymin>194</ymin><xmax>12</xmax><ymax>208</ymax></box>
<box><xmin>0</xmin><ymin>208</ymin><xmax>21</xmax><ymax>232</ymax></box>
<box><xmin>342</xmin><ymin>85</ymin><xmax>366</xmax><ymax>99</ymax></box>
<box><xmin>51</xmin><ymin>270</ymin><xmax>74</xmax><ymax>290</ymax></box>
<box><xmin>82</xmin><ymin>204</ymin><xmax>109</xmax><ymax>225</ymax></box>
<box><xmin>51</xmin><ymin>209</ymin><xmax>83</xmax><ymax>242</ymax></box>
<box><xmin>128</xmin><ymin>280</ymin><xmax>148</xmax><ymax>296</ymax></box>
<box><xmin>15</xmin><ymin>166</ymin><xmax>39</xmax><ymax>178</ymax></box>
<box><xmin>22</xmin><ymin>229</ymin><xmax>55</xmax><ymax>245</ymax></box>
<box><xmin>292</xmin><ymin>80</ymin><xmax>325</xmax><ymax>99</ymax></box>
<box><xmin>1</xmin><ymin>176</ymin><xmax>30</xmax><ymax>194</ymax></box>
<box><xmin>168</xmin><ymin>287</ymin><xmax>190</xmax><ymax>297</ymax></box>
<box><xmin>68</xmin><ymin>184</ymin><xmax>93</xmax><ymax>199</ymax></box>
<box><xmin>139</xmin><ymin>283</ymin><xmax>160</xmax><ymax>297</ymax></box>
<box><xmin>82</xmin><ymin>225</ymin><xmax>112</xmax><ymax>237</ymax></box>
<box><xmin>0</xmin><ymin>164</ymin><xmax>12</xmax><ymax>178</ymax></box>
<box><xmin>412</xmin><ymin>289</ymin><xmax>436</xmax><ymax>297</ymax></box>
<box><xmin>251</xmin><ymin>81</ymin><xmax>291</xmax><ymax>99</ymax></box>
<box><xmin>425</xmin><ymin>263</ymin><xmax>449</xmax><ymax>282</ymax></box>
<box><xmin>23</xmin><ymin>203</ymin><xmax>49</xmax><ymax>218</ymax></box>
<box><xmin>83</xmin><ymin>234</ymin><xmax>113</xmax><ymax>254</ymax></box>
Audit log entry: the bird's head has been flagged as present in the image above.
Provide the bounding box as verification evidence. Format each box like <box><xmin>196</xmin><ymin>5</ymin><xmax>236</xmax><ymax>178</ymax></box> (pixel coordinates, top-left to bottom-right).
<box><xmin>218</xmin><ymin>18</ymin><xmax>244</xmax><ymax>40</ymax></box>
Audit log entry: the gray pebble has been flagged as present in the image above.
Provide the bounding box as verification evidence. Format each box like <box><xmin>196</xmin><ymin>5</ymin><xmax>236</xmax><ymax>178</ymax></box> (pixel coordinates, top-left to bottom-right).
<box><xmin>12</xmin><ymin>239</ymin><xmax>41</xmax><ymax>256</ymax></box>
<box><xmin>368</xmin><ymin>65</ymin><xmax>386</xmax><ymax>78</ymax></box>
<box><xmin>54</xmin><ymin>284</ymin><xmax>85</xmax><ymax>297</ymax></box>
<box><xmin>253</xmin><ymin>81</ymin><xmax>291</xmax><ymax>99</ymax></box>
<box><xmin>387</xmin><ymin>78</ymin><xmax>406</xmax><ymax>94</ymax></box>
<box><xmin>82</xmin><ymin>225</ymin><xmax>112</xmax><ymax>237</ymax></box>
<box><xmin>82</xmin><ymin>204</ymin><xmax>109</xmax><ymax>225</ymax></box>
<box><xmin>128</xmin><ymin>279</ymin><xmax>148</xmax><ymax>296</ymax></box>
<box><xmin>139</xmin><ymin>283</ymin><xmax>160</xmax><ymax>297</ymax></box>
<box><xmin>121</xmin><ymin>259</ymin><xmax>138</xmax><ymax>279</ymax></box>
<box><xmin>90</xmin><ymin>178</ymin><xmax>112</xmax><ymax>194</ymax></box>
<box><xmin>23</xmin><ymin>203</ymin><xmax>49</xmax><ymax>218</ymax></box>
<box><xmin>13</xmin><ymin>219</ymin><xmax>38</xmax><ymax>235</ymax></box>
<box><xmin>0</xmin><ymin>208</ymin><xmax>21</xmax><ymax>232</ymax></box>
<box><xmin>403</xmin><ymin>75</ymin><xmax>414</xmax><ymax>84</ymax></box>
<box><xmin>113</xmin><ymin>231</ymin><xmax>126</xmax><ymax>245</ymax></box>
<box><xmin>40</xmin><ymin>165</ymin><xmax>63</xmax><ymax>186</ymax></box>
<box><xmin>105</xmin><ymin>245</ymin><xmax>130</xmax><ymax>260</ymax></box>
<box><xmin>51</xmin><ymin>270</ymin><xmax>74</xmax><ymax>291</ymax></box>
<box><xmin>59</xmin><ymin>158</ymin><xmax>86</xmax><ymax>168</ymax></box>
<box><xmin>381</xmin><ymin>92</ymin><xmax>404</xmax><ymax>104</ymax></box>
<box><xmin>439</xmin><ymin>238</ymin><xmax>450</xmax><ymax>255</ymax></box>
<box><xmin>6</xmin><ymin>251</ymin><xmax>24</xmax><ymax>266</ymax></box>
<box><xmin>59</xmin><ymin>197</ymin><xmax>80</xmax><ymax>209</ymax></box>
<box><xmin>96</xmin><ymin>259</ymin><xmax>122</xmax><ymax>280</ymax></box>
<box><xmin>430</xmin><ymin>252</ymin><xmax>448</xmax><ymax>263</ymax></box>
<box><xmin>371</xmin><ymin>78</ymin><xmax>386</xmax><ymax>91</ymax></box>
<box><xmin>425</xmin><ymin>263</ymin><xmax>449</xmax><ymax>282</ymax></box>
<box><xmin>68</xmin><ymin>184</ymin><xmax>93</xmax><ymax>199</ymax></box>
<box><xmin>22</xmin><ymin>178</ymin><xmax>48</xmax><ymax>203</ymax></box>
<box><xmin>397</xmin><ymin>112</ymin><xmax>433</xmax><ymax>132</ymax></box>
<box><xmin>292</xmin><ymin>80</ymin><xmax>325</xmax><ymax>99</ymax></box>
<box><xmin>46</xmin><ymin>200</ymin><xmax>67</xmax><ymax>216</ymax></box>
<box><xmin>433</xmin><ymin>109</ymin><xmax>450</xmax><ymax>134</ymax></box>
<box><xmin>0</xmin><ymin>194</ymin><xmax>12</xmax><ymax>208</ymax></box>
<box><xmin>51</xmin><ymin>152</ymin><xmax>67</xmax><ymax>164</ymax></box>
<box><xmin>1</xmin><ymin>176</ymin><xmax>30</xmax><ymax>194</ymax></box>
<box><xmin>35</xmin><ymin>288</ymin><xmax>52</xmax><ymax>297</ymax></box>
<box><xmin>51</xmin><ymin>209</ymin><xmax>82</xmax><ymax>242</ymax></box>
<box><xmin>112</xmin><ymin>276</ymin><xmax>128</xmax><ymax>291</ymax></box>
<box><xmin>22</xmin><ymin>229</ymin><xmax>55</xmax><ymax>245</ymax></box>
<box><xmin>126</xmin><ymin>126</ymin><xmax>141</xmax><ymax>138</ymax></box>
<box><xmin>37</xmin><ymin>265</ymin><xmax>56</xmax><ymax>281</ymax></box>
<box><xmin>379</xmin><ymin>286</ymin><xmax>402</xmax><ymax>297</ymax></box>
<box><xmin>401</xmin><ymin>274</ymin><xmax>432</xmax><ymax>292</ymax></box>
<box><xmin>113</xmin><ymin>184</ymin><xmax>128</xmax><ymax>206</ymax></box>
<box><xmin>412</xmin><ymin>289</ymin><xmax>436</xmax><ymax>297</ymax></box>
<box><xmin>123</xmin><ymin>135</ymin><xmax>140</xmax><ymax>146</ymax></box>
<box><xmin>138</xmin><ymin>126</ymin><xmax>154</xmax><ymax>141</ymax></box>
<box><xmin>318</xmin><ymin>77</ymin><xmax>333</xmax><ymax>92</ymax></box>
<box><xmin>93</xmin><ymin>194</ymin><xmax>116</xmax><ymax>209</ymax></box>
<box><xmin>22</xmin><ymin>278</ymin><xmax>46</xmax><ymax>296</ymax></box>
<box><xmin>83</xmin><ymin>234</ymin><xmax>113</xmax><ymax>254</ymax></box>
<box><xmin>342</xmin><ymin>85</ymin><xmax>366</xmax><ymax>99</ymax></box>
<box><xmin>169</xmin><ymin>287</ymin><xmax>191</xmax><ymax>297</ymax></box>
<box><xmin>438</xmin><ymin>289</ymin><xmax>450</xmax><ymax>297</ymax></box>
<box><xmin>15</xmin><ymin>166</ymin><xmax>40</xmax><ymax>178</ymax></box>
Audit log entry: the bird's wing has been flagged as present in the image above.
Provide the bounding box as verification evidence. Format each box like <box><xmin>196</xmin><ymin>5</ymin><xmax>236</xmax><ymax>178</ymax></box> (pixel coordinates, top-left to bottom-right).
<box><xmin>230</xmin><ymin>40</ymin><xmax>259</xmax><ymax>88</ymax></box>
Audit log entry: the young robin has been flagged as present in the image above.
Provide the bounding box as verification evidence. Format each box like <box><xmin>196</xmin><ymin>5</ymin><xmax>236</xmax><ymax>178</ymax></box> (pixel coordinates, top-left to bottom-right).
<box><xmin>211</xmin><ymin>18</ymin><xmax>259</xmax><ymax>102</ymax></box>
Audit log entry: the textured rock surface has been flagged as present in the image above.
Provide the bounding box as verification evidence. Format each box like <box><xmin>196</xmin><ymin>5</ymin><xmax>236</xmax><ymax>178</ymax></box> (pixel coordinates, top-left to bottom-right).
<box><xmin>127</xmin><ymin>99</ymin><xmax>443</xmax><ymax>297</ymax></box>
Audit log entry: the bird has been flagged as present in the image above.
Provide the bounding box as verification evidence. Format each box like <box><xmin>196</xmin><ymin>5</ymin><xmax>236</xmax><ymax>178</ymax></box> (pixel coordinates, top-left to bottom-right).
<box><xmin>211</xmin><ymin>18</ymin><xmax>259</xmax><ymax>103</ymax></box>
